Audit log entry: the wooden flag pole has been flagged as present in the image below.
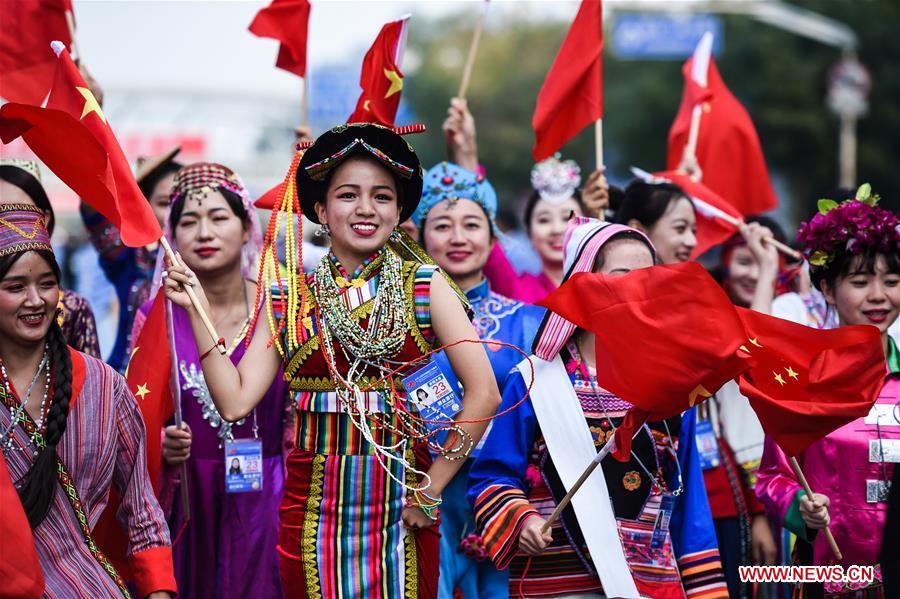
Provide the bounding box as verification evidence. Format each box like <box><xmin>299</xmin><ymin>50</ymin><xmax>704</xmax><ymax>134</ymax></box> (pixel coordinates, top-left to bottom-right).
<box><xmin>594</xmin><ymin>119</ymin><xmax>603</xmax><ymax>170</ymax></box>
<box><xmin>700</xmin><ymin>207</ymin><xmax>801</xmax><ymax>260</ymax></box>
<box><xmin>540</xmin><ymin>428</ymin><xmax>639</xmax><ymax>534</ymax></box>
<box><xmin>457</xmin><ymin>0</ymin><xmax>488</xmax><ymax>99</ymax></box>
<box><xmin>301</xmin><ymin>75</ymin><xmax>310</xmax><ymax>128</ymax></box>
<box><xmin>788</xmin><ymin>457</ymin><xmax>842</xmax><ymax>561</ymax></box>
<box><xmin>159</xmin><ymin>236</ymin><xmax>226</xmax><ymax>355</ymax></box>
<box><xmin>164</xmin><ymin>298</ymin><xmax>191</xmax><ymax>523</ymax></box>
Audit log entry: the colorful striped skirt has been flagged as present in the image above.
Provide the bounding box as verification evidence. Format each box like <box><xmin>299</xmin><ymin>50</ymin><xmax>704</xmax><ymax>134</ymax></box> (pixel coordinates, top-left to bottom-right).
<box><xmin>278</xmin><ymin>410</ymin><xmax>439</xmax><ymax>599</ymax></box>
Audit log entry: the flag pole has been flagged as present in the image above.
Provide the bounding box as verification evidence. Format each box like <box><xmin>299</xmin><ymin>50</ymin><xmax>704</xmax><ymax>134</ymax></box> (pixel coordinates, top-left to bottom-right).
<box><xmin>594</xmin><ymin>119</ymin><xmax>603</xmax><ymax>170</ymax></box>
<box><xmin>159</xmin><ymin>236</ymin><xmax>226</xmax><ymax>355</ymax></box>
<box><xmin>457</xmin><ymin>0</ymin><xmax>488</xmax><ymax>99</ymax></box>
<box><xmin>165</xmin><ymin>298</ymin><xmax>191</xmax><ymax>524</ymax></box>
<box><xmin>540</xmin><ymin>426</ymin><xmax>642</xmax><ymax>534</ymax></box>
<box><xmin>788</xmin><ymin>457</ymin><xmax>842</xmax><ymax>561</ymax></box>
<box><xmin>301</xmin><ymin>75</ymin><xmax>310</xmax><ymax>128</ymax></box>
<box><xmin>65</xmin><ymin>10</ymin><xmax>82</xmax><ymax>62</ymax></box>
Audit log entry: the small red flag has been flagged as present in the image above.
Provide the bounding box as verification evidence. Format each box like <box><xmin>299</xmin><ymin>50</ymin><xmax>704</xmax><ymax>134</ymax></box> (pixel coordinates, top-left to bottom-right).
<box><xmin>347</xmin><ymin>17</ymin><xmax>409</xmax><ymax>127</ymax></box>
<box><xmin>0</xmin><ymin>0</ymin><xmax>71</xmax><ymax>105</ymax></box>
<box><xmin>93</xmin><ymin>289</ymin><xmax>174</xmax><ymax>576</ymax></box>
<box><xmin>0</xmin><ymin>44</ymin><xmax>162</xmax><ymax>247</ymax></box>
<box><xmin>540</xmin><ymin>261</ymin><xmax>752</xmax><ymax>419</ymax></box>
<box><xmin>735</xmin><ymin>307</ymin><xmax>885</xmax><ymax>456</ymax></box>
<box><xmin>532</xmin><ymin>0</ymin><xmax>603</xmax><ymax>161</ymax></box>
<box><xmin>249</xmin><ymin>0</ymin><xmax>311</xmax><ymax>78</ymax></box>
<box><xmin>667</xmin><ymin>36</ymin><xmax>777</xmax><ymax>216</ymax></box>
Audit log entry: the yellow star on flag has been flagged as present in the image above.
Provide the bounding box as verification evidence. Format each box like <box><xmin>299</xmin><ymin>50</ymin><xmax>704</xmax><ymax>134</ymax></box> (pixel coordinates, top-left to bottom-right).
<box><xmin>363</xmin><ymin>99</ymin><xmax>371</xmax><ymax>112</ymax></box>
<box><xmin>135</xmin><ymin>383</ymin><xmax>150</xmax><ymax>400</ymax></box>
<box><xmin>76</xmin><ymin>86</ymin><xmax>107</xmax><ymax>123</ymax></box>
<box><xmin>383</xmin><ymin>68</ymin><xmax>403</xmax><ymax>98</ymax></box>
<box><xmin>688</xmin><ymin>384</ymin><xmax>712</xmax><ymax>407</ymax></box>
<box><xmin>785</xmin><ymin>366</ymin><xmax>799</xmax><ymax>381</ymax></box>
<box><xmin>749</xmin><ymin>337</ymin><xmax>763</xmax><ymax>348</ymax></box>
<box><xmin>773</xmin><ymin>372</ymin><xmax>786</xmax><ymax>386</ymax></box>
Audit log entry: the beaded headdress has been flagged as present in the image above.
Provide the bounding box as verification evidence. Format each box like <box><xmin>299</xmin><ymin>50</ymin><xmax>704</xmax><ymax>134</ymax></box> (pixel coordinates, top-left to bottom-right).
<box><xmin>797</xmin><ymin>183</ymin><xmax>899</xmax><ymax>270</ymax></box>
<box><xmin>0</xmin><ymin>204</ymin><xmax>53</xmax><ymax>257</ymax></box>
<box><xmin>150</xmin><ymin>162</ymin><xmax>263</xmax><ymax>297</ymax></box>
<box><xmin>531</xmin><ymin>154</ymin><xmax>581</xmax><ymax>204</ymax></box>
<box><xmin>0</xmin><ymin>159</ymin><xmax>42</xmax><ymax>183</ymax></box>
<box><xmin>413</xmin><ymin>161</ymin><xmax>497</xmax><ymax>228</ymax></box>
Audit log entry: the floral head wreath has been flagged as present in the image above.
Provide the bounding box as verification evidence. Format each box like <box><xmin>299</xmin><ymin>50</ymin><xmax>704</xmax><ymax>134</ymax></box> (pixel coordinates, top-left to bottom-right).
<box><xmin>797</xmin><ymin>183</ymin><xmax>900</xmax><ymax>269</ymax></box>
<box><xmin>531</xmin><ymin>153</ymin><xmax>581</xmax><ymax>204</ymax></box>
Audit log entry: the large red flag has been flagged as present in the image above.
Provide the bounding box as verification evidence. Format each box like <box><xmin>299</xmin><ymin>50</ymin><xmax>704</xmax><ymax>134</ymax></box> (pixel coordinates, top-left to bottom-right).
<box><xmin>347</xmin><ymin>17</ymin><xmax>409</xmax><ymax>127</ymax></box>
<box><xmin>532</xmin><ymin>0</ymin><xmax>602</xmax><ymax>161</ymax></box>
<box><xmin>0</xmin><ymin>43</ymin><xmax>162</xmax><ymax>247</ymax></box>
<box><xmin>249</xmin><ymin>0</ymin><xmax>311</xmax><ymax>78</ymax></box>
<box><xmin>667</xmin><ymin>34</ymin><xmax>777</xmax><ymax>216</ymax></box>
<box><xmin>0</xmin><ymin>454</ymin><xmax>44</xmax><ymax>599</ymax></box>
<box><xmin>0</xmin><ymin>0</ymin><xmax>71</xmax><ymax>105</ymax></box>
<box><xmin>93</xmin><ymin>289</ymin><xmax>175</xmax><ymax>575</ymax></box>
<box><xmin>539</xmin><ymin>261</ymin><xmax>753</xmax><ymax>458</ymax></box>
<box><xmin>735</xmin><ymin>307</ymin><xmax>885</xmax><ymax>456</ymax></box>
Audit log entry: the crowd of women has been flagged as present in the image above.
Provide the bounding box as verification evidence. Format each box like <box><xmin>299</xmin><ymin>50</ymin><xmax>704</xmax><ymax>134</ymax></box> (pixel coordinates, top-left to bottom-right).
<box><xmin>0</xmin><ymin>93</ymin><xmax>897</xmax><ymax>599</ymax></box>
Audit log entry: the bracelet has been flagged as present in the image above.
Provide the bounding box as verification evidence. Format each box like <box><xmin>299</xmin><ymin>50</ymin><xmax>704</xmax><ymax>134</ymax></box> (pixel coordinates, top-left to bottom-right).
<box><xmin>406</xmin><ymin>490</ymin><xmax>442</xmax><ymax>521</ymax></box>
<box><xmin>200</xmin><ymin>337</ymin><xmax>225</xmax><ymax>362</ymax></box>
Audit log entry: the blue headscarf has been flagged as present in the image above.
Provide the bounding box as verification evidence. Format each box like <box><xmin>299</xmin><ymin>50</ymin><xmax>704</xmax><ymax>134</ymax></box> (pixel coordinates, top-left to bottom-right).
<box><xmin>413</xmin><ymin>161</ymin><xmax>498</xmax><ymax>228</ymax></box>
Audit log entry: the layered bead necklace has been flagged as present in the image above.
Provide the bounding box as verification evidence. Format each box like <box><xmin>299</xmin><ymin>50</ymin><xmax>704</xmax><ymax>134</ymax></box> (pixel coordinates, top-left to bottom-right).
<box><xmin>0</xmin><ymin>347</ymin><xmax>50</xmax><ymax>455</ymax></box>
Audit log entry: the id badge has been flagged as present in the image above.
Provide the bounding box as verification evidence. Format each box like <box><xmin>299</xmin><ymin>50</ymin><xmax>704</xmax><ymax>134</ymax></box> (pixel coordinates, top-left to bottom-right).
<box><xmin>224</xmin><ymin>439</ymin><xmax>263</xmax><ymax>493</ymax></box>
<box><xmin>650</xmin><ymin>493</ymin><xmax>676</xmax><ymax>549</ymax></box>
<box><xmin>869</xmin><ymin>439</ymin><xmax>900</xmax><ymax>463</ymax></box>
<box><xmin>402</xmin><ymin>361</ymin><xmax>462</xmax><ymax>423</ymax></box>
<box><xmin>866</xmin><ymin>479</ymin><xmax>891</xmax><ymax>503</ymax></box>
<box><xmin>694</xmin><ymin>420</ymin><xmax>721</xmax><ymax>470</ymax></box>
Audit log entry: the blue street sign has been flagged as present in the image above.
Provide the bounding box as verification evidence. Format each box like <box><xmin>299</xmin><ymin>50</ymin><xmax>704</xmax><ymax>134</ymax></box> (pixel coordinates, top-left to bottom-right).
<box><xmin>611</xmin><ymin>13</ymin><xmax>723</xmax><ymax>60</ymax></box>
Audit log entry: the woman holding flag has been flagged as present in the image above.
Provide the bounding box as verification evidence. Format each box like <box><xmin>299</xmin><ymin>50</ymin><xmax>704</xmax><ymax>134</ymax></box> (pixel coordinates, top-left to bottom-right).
<box><xmin>134</xmin><ymin>162</ymin><xmax>291</xmax><ymax>599</ymax></box>
<box><xmin>467</xmin><ymin>216</ymin><xmax>727</xmax><ymax>598</ymax></box>
<box><xmin>0</xmin><ymin>203</ymin><xmax>176</xmax><ymax>598</ymax></box>
<box><xmin>163</xmin><ymin>123</ymin><xmax>500</xmax><ymax>598</ymax></box>
<box><xmin>756</xmin><ymin>186</ymin><xmax>900</xmax><ymax>597</ymax></box>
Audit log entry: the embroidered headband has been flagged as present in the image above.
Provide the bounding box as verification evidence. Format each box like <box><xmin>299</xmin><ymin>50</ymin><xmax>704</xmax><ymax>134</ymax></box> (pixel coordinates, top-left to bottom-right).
<box><xmin>170</xmin><ymin>162</ymin><xmax>246</xmax><ymax>205</ymax></box>
<box><xmin>0</xmin><ymin>159</ymin><xmax>42</xmax><ymax>183</ymax></box>
<box><xmin>797</xmin><ymin>183</ymin><xmax>900</xmax><ymax>269</ymax></box>
<box><xmin>531</xmin><ymin>154</ymin><xmax>581</xmax><ymax>204</ymax></box>
<box><xmin>413</xmin><ymin>161</ymin><xmax>497</xmax><ymax>227</ymax></box>
<box><xmin>0</xmin><ymin>204</ymin><xmax>53</xmax><ymax>257</ymax></box>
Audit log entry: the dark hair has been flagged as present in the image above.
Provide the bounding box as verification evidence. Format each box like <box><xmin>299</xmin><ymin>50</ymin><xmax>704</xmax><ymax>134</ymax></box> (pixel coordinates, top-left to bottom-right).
<box><xmin>138</xmin><ymin>160</ymin><xmax>182</xmax><ymax>202</ymax></box>
<box><xmin>313</xmin><ymin>153</ymin><xmax>406</xmax><ymax>215</ymax></box>
<box><xmin>168</xmin><ymin>187</ymin><xmax>250</xmax><ymax>232</ymax></box>
<box><xmin>0</xmin><ymin>166</ymin><xmax>55</xmax><ymax>235</ymax></box>
<box><xmin>523</xmin><ymin>189</ymin><xmax>584</xmax><ymax>234</ymax></box>
<box><xmin>591</xmin><ymin>230</ymin><xmax>657</xmax><ymax>272</ymax></box>
<box><xmin>0</xmin><ymin>249</ymin><xmax>72</xmax><ymax>527</ymax></box>
<box><xmin>812</xmin><ymin>247</ymin><xmax>900</xmax><ymax>292</ymax></box>
<box><xmin>418</xmin><ymin>201</ymin><xmax>495</xmax><ymax>248</ymax></box>
<box><xmin>612</xmin><ymin>181</ymin><xmax>691</xmax><ymax>231</ymax></box>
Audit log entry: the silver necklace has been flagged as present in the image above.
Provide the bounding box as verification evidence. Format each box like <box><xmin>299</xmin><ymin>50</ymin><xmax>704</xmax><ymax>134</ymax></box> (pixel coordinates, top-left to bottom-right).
<box><xmin>1</xmin><ymin>348</ymin><xmax>50</xmax><ymax>455</ymax></box>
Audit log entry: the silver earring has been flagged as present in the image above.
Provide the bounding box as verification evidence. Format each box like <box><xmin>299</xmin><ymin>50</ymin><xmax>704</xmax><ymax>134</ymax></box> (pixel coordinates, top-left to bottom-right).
<box><xmin>316</xmin><ymin>223</ymin><xmax>330</xmax><ymax>237</ymax></box>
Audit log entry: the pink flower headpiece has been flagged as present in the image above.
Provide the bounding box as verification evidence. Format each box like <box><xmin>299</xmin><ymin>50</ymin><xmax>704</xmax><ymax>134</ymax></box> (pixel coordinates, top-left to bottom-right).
<box><xmin>797</xmin><ymin>183</ymin><xmax>900</xmax><ymax>269</ymax></box>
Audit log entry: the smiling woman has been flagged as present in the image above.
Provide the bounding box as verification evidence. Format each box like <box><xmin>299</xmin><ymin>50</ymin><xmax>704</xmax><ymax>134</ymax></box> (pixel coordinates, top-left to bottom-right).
<box><xmin>0</xmin><ymin>204</ymin><xmax>176</xmax><ymax>599</ymax></box>
<box><xmin>163</xmin><ymin>124</ymin><xmax>501</xmax><ymax>599</ymax></box>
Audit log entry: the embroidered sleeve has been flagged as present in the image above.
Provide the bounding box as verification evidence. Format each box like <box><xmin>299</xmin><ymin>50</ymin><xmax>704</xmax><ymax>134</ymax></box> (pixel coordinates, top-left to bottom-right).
<box><xmin>467</xmin><ymin>371</ymin><xmax>539</xmax><ymax>568</ymax></box>
<box><xmin>671</xmin><ymin>408</ymin><xmax>729</xmax><ymax>598</ymax></box>
<box><xmin>412</xmin><ymin>263</ymin><xmax>439</xmax><ymax>342</ymax></box>
<box><xmin>59</xmin><ymin>290</ymin><xmax>101</xmax><ymax>358</ymax></box>
<box><xmin>111</xmin><ymin>372</ymin><xmax>177</xmax><ymax>596</ymax></box>
<box><xmin>755</xmin><ymin>436</ymin><xmax>805</xmax><ymax>530</ymax></box>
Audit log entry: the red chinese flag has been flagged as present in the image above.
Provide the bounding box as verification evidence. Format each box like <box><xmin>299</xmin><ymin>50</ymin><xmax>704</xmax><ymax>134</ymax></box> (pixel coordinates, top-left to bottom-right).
<box><xmin>735</xmin><ymin>307</ymin><xmax>885</xmax><ymax>456</ymax></box>
<box><xmin>667</xmin><ymin>37</ymin><xmax>777</xmax><ymax>216</ymax></box>
<box><xmin>0</xmin><ymin>43</ymin><xmax>162</xmax><ymax>247</ymax></box>
<box><xmin>651</xmin><ymin>169</ymin><xmax>741</xmax><ymax>258</ymax></box>
<box><xmin>540</xmin><ymin>261</ymin><xmax>752</xmax><ymax>418</ymax></box>
<box><xmin>532</xmin><ymin>0</ymin><xmax>603</xmax><ymax>161</ymax></box>
<box><xmin>93</xmin><ymin>289</ymin><xmax>174</xmax><ymax>575</ymax></box>
<box><xmin>249</xmin><ymin>0</ymin><xmax>311</xmax><ymax>78</ymax></box>
<box><xmin>347</xmin><ymin>17</ymin><xmax>409</xmax><ymax>127</ymax></box>
<box><xmin>0</xmin><ymin>0</ymin><xmax>71</xmax><ymax>105</ymax></box>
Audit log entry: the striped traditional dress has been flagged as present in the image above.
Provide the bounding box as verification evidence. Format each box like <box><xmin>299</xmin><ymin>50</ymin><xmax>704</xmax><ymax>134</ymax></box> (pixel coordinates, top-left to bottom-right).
<box><xmin>0</xmin><ymin>349</ymin><xmax>175</xmax><ymax>598</ymax></box>
<box><xmin>276</xmin><ymin>249</ymin><xmax>442</xmax><ymax>599</ymax></box>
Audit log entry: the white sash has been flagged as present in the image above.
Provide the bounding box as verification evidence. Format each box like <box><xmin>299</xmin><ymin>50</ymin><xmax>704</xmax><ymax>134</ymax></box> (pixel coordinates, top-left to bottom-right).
<box><xmin>518</xmin><ymin>355</ymin><xmax>640</xmax><ymax>599</ymax></box>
